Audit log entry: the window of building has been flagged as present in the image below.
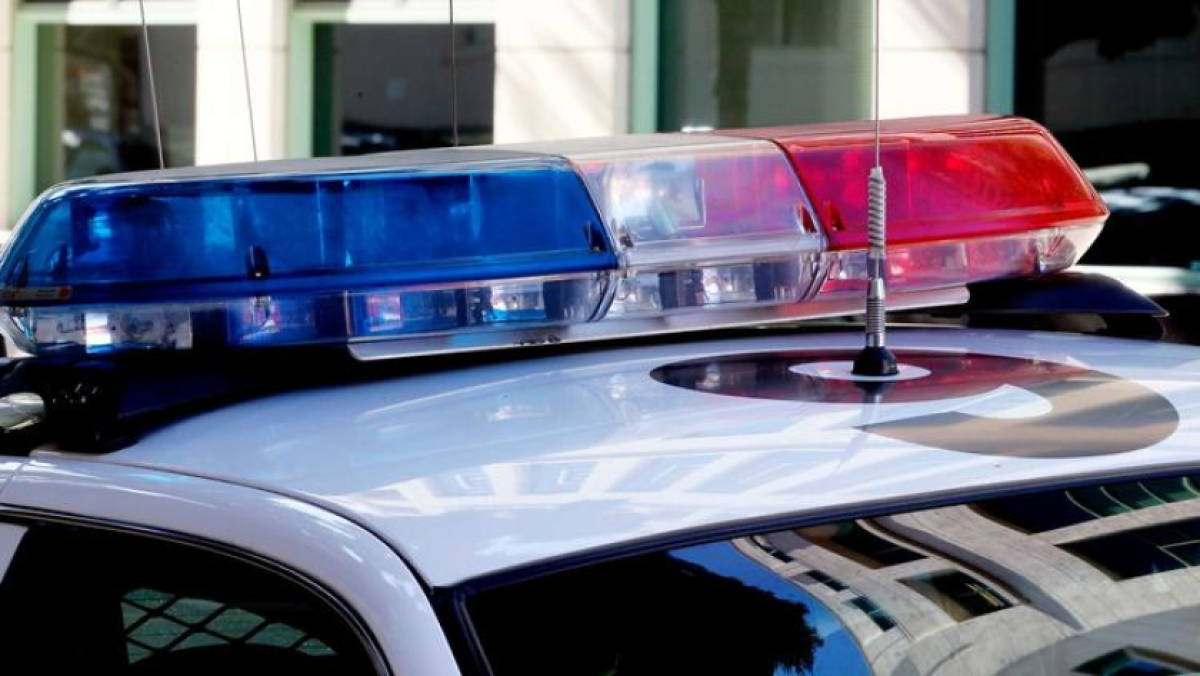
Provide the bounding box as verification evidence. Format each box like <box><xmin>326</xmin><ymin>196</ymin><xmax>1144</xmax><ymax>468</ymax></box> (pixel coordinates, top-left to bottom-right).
<box><xmin>803</xmin><ymin>569</ymin><xmax>848</xmax><ymax>592</ymax></box>
<box><xmin>1075</xmin><ymin>647</ymin><xmax>1200</xmax><ymax>676</ymax></box>
<box><xmin>1014</xmin><ymin>2</ymin><xmax>1200</xmax><ymax>269</ymax></box>
<box><xmin>1063</xmin><ymin>517</ymin><xmax>1200</xmax><ymax>581</ymax></box>
<box><xmin>901</xmin><ymin>571</ymin><xmax>1012</xmax><ymax>623</ymax></box>
<box><xmin>975</xmin><ymin>476</ymin><xmax>1200</xmax><ymax>533</ymax></box>
<box><xmin>846</xmin><ymin>595</ymin><xmax>896</xmax><ymax>632</ymax></box>
<box><xmin>656</xmin><ymin>0</ymin><xmax>872</xmax><ymax>131</ymax></box>
<box><xmin>750</xmin><ymin>535</ymin><xmax>794</xmax><ymax>563</ymax></box>
<box><xmin>34</xmin><ymin>24</ymin><xmax>196</xmax><ymax>191</ymax></box>
<box><xmin>311</xmin><ymin>23</ymin><xmax>494</xmax><ymax>156</ymax></box>
<box><xmin>0</xmin><ymin>523</ymin><xmax>377</xmax><ymax>673</ymax></box>
<box><xmin>794</xmin><ymin>521</ymin><xmax>924</xmax><ymax>569</ymax></box>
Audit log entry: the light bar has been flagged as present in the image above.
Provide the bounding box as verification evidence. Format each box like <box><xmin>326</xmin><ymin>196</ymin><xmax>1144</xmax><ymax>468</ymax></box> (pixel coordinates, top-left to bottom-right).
<box><xmin>513</xmin><ymin>134</ymin><xmax>825</xmax><ymax>318</ymax></box>
<box><xmin>0</xmin><ymin>116</ymin><xmax>1108</xmax><ymax>358</ymax></box>
<box><xmin>0</xmin><ymin>151</ymin><xmax>616</xmax><ymax>353</ymax></box>
<box><xmin>728</xmin><ymin>116</ymin><xmax>1107</xmax><ymax>299</ymax></box>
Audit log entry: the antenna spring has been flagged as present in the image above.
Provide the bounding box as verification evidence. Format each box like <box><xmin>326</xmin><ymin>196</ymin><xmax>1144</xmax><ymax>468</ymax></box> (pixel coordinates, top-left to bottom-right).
<box><xmin>867</xmin><ymin>167</ymin><xmax>887</xmax><ymax>252</ymax></box>
<box><xmin>864</xmin><ymin>166</ymin><xmax>889</xmax><ymax>347</ymax></box>
<box><xmin>850</xmin><ymin>0</ymin><xmax>899</xmax><ymax>378</ymax></box>
<box><xmin>865</xmin><ymin>289</ymin><xmax>886</xmax><ymax>337</ymax></box>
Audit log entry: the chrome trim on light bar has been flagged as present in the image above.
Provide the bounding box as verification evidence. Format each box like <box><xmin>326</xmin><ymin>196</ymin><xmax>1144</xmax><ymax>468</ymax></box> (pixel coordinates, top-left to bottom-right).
<box><xmin>348</xmin><ymin>287</ymin><xmax>969</xmax><ymax>361</ymax></box>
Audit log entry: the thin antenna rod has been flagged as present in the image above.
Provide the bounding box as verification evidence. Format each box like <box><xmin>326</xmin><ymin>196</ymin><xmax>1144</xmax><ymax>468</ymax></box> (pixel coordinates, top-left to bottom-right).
<box><xmin>449</xmin><ymin>0</ymin><xmax>460</xmax><ymax>147</ymax></box>
<box><xmin>235</xmin><ymin>0</ymin><xmax>259</xmax><ymax>161</ymax></box>
<box><xmin>138</xmin><ymin>0</ymin><xmax>165</xmax><ymax>169</ymax></box>
<box><xmin>873</xmin><ymin>0</ymin><xmax>881</xmax><ymax>168</ymax></box>
<box><xmin>852</xmin><ymin>0</ymin><xmax>899</xmax><ymax>378</ymax></box>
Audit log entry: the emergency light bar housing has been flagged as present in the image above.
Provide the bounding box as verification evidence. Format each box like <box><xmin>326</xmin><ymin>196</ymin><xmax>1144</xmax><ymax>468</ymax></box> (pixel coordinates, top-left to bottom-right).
<box><xmin>0</xmin><ymin>116</ymin><xmax>1108</xmax><ymax>359</ymax></box>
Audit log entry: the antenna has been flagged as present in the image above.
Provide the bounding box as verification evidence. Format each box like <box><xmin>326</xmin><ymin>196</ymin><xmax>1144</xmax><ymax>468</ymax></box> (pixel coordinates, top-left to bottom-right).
<box><xmin>851</xmin><ymin>0</ymin><xmax>899</xmax><ymax>377</ymax></box>
<box><xmin>235</xmin><ymin>0</ymin><xmax>260</xmax><ymax>161</ymax></box>
<box><xmin>137</xmin><ymin>0</ymin><xmax>165</xmax><ymax>169</ymax></box>
<box><xmin>449</xmin><ymin>0</ymin><xmax>460</xmax><ymax>147</ymax></box>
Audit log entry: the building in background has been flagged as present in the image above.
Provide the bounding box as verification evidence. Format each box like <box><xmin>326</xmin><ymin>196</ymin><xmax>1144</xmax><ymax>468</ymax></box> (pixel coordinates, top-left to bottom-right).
<box><xmin>1011</xmin><ymin>0</ymin><xmax>1200</xmax><ymax>269</ymax></box>
<box><xmin>0</xmin><ymin>0</ymin><xmax>989</xmax><ymax>228</ymax></box>
<box><xmin>729</xmin><ymin>473</ymin><xmax>1200</xmax><ymax>672</ymax></box>
<box><xmin>738</xmin><ymin>473</ymin><xmax>1200</xmax><ymax>674</ymax></box>
<box><xmin>0</xmin><ymin>0</ymin><xmax>1197</xmax><ymax>268</ymax></box>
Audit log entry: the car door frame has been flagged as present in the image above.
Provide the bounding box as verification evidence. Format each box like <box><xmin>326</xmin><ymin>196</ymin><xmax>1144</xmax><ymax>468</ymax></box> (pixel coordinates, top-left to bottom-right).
<box><xmin>0</xmin><ymin>455</ymin><xmax>463</xmax><ymax>676</ymax></box>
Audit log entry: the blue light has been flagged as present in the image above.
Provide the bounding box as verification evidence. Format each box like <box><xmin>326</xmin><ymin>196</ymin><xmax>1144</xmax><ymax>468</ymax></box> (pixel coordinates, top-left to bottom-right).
<box><xmin>1</xmin><ymin>157</ymin><xmax>616</xmax><ymax>305</ymax></box>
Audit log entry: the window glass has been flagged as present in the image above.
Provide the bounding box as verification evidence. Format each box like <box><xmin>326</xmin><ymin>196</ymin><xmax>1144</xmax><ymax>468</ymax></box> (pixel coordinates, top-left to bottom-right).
<box><xmin>0</xmin><ymin>524</ymin><xmax>377</xmax><ymax>674</ymax></box>
<box><xmin>794</xmin><ymin>520</ymin><xmax>924</xmax><ymax>569</ymax></box>
<box><xmin>312</xmin><ymin>23</ymin><xmax>494</xmax><ymax>156</ymax></box>
<box><xmin>657</xmin><ymin>0</ymin><xmax>872</xmax><ymax>131</ymax></box>
<box><xmin>465</xmin><ymin>469</ymin><xmax>1200</xmax><ymax>675</ymax></box>
<box><xmin>804</xmin><ymin>569</ymin><xmax>848</xmax><ymax>592</ymax></box>
<box><xmin>468</xmin><ymin>542</ymin><xmax>870</xmax><ymax>676</ymax></box>
<box><xmin>976</xmin><ymin>475</ymin><xmax>1200</xmax><ymax>533</ymax></box>
<box><xmin>845</xmin><ymin>596</ymin><xmax>895</xmax><ymax>632</ymax></box>
<box><xmin>974</xmin><ymin>488</ymin><xmax>1099</xmax><ymax>533</ymax></box>
<box><xmin>900</xmin><ymin>571</ymin><xmax>1011</xmax><ymax>622</ymax></box>
<box><xmin>750</xmin><ymin>535</ymin><xmax>794</xmax><ymax>563</ymax></box>
<box><xmin>35</xmin><ymin>25</ymin><xmax>196</xmax><ymax>191</ymax></box>
<box><xmin>1064</xmin><ymin>517</ymin><xmax>1200</xmax><ymax>580</ymax></box>
<box><xmin>1076</xmin><ymin>648</ymin><xmax>1198</xmax><ymax>676</ymax></box>
<box><xmin>1014</xmin><ymin>2</ymin><xmax>1200</xmax><ymax>269</ymax></box>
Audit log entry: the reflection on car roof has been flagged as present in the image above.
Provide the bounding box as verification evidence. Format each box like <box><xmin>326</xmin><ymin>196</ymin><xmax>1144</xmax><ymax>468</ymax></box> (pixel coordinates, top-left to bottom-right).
<box><xmin>87</xmin><ymin>328</ymin><xmax>1200</xmax><ymax>586</ymax></box>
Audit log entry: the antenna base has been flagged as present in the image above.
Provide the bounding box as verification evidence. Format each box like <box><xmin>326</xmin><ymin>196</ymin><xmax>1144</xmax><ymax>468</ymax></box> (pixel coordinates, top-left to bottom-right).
<box><xmin>852</xmin><ymin>345</ymin><xmax>900</xmax><ymax>378</ymax></box>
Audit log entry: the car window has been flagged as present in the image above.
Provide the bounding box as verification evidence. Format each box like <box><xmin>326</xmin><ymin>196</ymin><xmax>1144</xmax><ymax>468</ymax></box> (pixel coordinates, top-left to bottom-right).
<box><xmin>0</xmin><ymin>523</ymin><xmax>378</xmax><ymax>675</ymax></box>
<box><xmin>468</xmin><ymin>539</ymin><xmax>871</xmax><ymax>675</ymax></box>
<box><xmin>465</xmin><ymin>469</ymin><xmax>1200</xmax><ymax>675</ymax></box>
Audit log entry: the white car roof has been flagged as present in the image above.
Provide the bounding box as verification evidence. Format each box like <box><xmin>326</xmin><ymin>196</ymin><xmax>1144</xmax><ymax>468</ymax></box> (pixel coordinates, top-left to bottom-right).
<box><xmin>66</xmin><ymin>328</ymin><xmax>1200</xmax><ymax>587</ymax></box>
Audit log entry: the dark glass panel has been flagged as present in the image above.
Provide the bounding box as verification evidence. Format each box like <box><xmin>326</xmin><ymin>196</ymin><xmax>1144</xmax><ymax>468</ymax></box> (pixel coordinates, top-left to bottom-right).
<box><xmin>468</xmin><ymin>542</ymin><xmax>869</xmax><ymax>676</ymax></box>
<box><xmin>794</xmin><ymin>521</ymin><xmax>924</xmax><ymax>569</ymax></box>
<box><xmin>901</xmin><ymin>571</ymin><xmax>1012</xmax><ymax>623</ymax></box>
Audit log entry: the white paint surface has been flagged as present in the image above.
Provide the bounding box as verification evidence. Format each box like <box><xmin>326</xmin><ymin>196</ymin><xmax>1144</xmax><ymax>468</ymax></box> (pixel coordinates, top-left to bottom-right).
<box><xmin>70</xmin><ymin>329</ymin><xmax>1200</xmax><ymax>587</ymax></box>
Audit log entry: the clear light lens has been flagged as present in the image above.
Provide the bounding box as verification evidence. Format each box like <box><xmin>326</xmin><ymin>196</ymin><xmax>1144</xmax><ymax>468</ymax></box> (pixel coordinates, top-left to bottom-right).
<box><xmin>606</xmin><ymin>257</ymin><xmax>823</xmax><ymax>317</ymax></box>
<box><xmin>552</xmin><ymin>136</ymin><xmax>826</xmax><ymax>319</ymax></box>
<box><xmin>3</xmin><ymin>273</ymin><xmax>610</xmax><ymax>355</ymax></box>
<box><xmin>0</xmin><ymin>393</ymin><xmax>44</xmax><ymax>432</ymax></box>
<box><xmin>817</xmin><ymin>224</ymin><xmax>1103</xmax><ymax>298</ymax></box>
<box><xmin>565</xmin><ymin>136</ymin><xmax>822</xmax><ymax>265</ymax></box>
<box><xmin>1</xmin><ymin>152</ymin><xmax>616</xmax><ymax>305</ymax></box>
<box><xmin>349</xmin><ymin>274</ymin><xmax>607</xmax><ymax>339</ymax></box>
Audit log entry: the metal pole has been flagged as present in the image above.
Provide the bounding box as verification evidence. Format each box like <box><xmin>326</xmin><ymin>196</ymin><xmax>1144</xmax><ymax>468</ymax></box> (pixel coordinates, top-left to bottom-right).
<box><xmin>235</xmin><ymin>0</ymin><xmax>260</xmax><ymax>161</ymax></box>
<box><xmin>138</xmin><ymin>0</ymin><xmax>166</xmax><ymax>169</ymax></box>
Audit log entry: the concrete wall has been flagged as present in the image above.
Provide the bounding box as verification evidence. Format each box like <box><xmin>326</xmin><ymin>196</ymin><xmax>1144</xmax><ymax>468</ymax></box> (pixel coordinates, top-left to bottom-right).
<box><xmin>195</xmin><ymin>0</ymin><xmax>289</xmax><ymax>164</ymax></box>
<box><xmin>879</xmin><ymin>0</ymin><xmax>986</xmax><ymax>118</ymax></box>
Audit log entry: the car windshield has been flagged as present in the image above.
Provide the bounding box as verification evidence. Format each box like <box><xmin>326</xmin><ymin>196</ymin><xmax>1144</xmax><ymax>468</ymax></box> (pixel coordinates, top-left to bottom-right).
<box><xmin>465</xmin><ymin>468</ymin><xmax>1200</xmax><ymax>675</ymax></box>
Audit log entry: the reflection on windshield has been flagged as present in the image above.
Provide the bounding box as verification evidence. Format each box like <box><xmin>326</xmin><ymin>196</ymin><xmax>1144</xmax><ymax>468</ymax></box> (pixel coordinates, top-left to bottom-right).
<box><xmin>739</xmin><ymin>472</ymin><xmax>1200</xmax><ymax>674</ymax></box>
<box><xmin>467</xmin><ymin>470</ymin><xmax>1200</xmax><ymax>675</ymax></box>
<box><xmin>467</xmin><ymin>541</ymin><xmax>868</xmax><ymax>675</ymax></box>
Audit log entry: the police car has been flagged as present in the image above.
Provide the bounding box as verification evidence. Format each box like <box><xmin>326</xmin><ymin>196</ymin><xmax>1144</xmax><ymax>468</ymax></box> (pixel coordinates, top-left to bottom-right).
<box><xmin>0</xmin><ymin>116</ymin><xmax>1193</xmax><ymax>675</ymax></box>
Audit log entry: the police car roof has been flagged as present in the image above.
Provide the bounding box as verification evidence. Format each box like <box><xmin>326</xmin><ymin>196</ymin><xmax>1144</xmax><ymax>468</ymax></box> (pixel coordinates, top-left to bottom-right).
<box><xmin>58</xmin><ymin>327</ymin><xmax>1200</xmax><ymax>587</ymax></box>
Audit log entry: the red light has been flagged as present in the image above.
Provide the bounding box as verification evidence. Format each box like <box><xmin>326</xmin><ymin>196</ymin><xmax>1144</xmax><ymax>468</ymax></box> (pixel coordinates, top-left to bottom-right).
<box><xmin>815</xmin><ymin>225</ymin><xmax>1101</xmax><ymax>298</ymax></box>
<box><xmin>725</xmin><ymin>116</ymin><xmax>1108</xmax><ymax>251</ymax></box>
